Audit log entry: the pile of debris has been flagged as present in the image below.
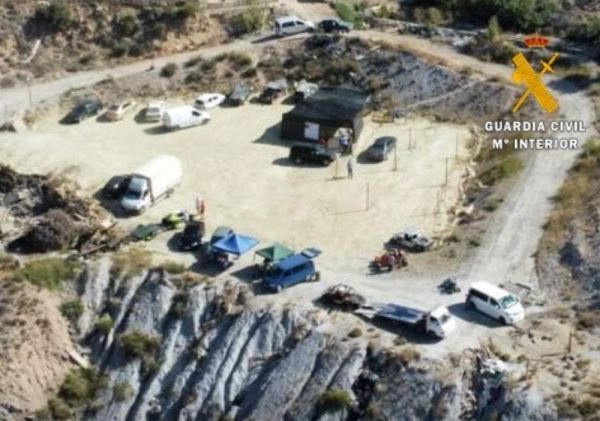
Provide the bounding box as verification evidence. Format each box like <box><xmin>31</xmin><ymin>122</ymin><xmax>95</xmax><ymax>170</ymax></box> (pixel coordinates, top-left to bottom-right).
<box><xmin>0</xmin><ymin>165</ymin><xmax>116</xmax><ymax>254</ymax></box>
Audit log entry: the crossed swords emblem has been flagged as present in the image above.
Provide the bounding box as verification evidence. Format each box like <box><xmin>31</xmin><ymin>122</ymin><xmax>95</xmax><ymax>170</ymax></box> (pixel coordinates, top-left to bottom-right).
<box><xmin>512</xmin><ymin>52</ymin><xmax>559</xmax><ymax>113</ymax></box>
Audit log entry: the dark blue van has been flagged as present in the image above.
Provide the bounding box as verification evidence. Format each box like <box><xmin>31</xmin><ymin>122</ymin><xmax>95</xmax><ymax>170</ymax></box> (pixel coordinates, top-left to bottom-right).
<box><xmin>263</xmin><ymin>251</ymin><xmax>321</xmax><ymax>292</ymax></box>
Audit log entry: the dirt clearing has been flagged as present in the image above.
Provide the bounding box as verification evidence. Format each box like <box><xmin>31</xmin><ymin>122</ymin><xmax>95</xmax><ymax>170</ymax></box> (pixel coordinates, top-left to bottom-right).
<box><xmin>0</xmin><ymin>102</ymin><xmax>471</xmax><ymax>264</ymax></box>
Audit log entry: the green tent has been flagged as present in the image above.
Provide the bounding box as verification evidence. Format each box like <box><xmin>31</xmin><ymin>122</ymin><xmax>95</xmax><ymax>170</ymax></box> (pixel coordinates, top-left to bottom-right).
<box><xmin>255</xmin><ymin>243</ymin><xmax>294</xmax><ymax>263</ymax></box>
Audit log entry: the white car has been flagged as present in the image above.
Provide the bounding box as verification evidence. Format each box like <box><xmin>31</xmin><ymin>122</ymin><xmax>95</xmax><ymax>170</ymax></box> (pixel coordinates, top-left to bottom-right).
<box><xmin>105</xmin><ymin>100</ymin><xmax>137</xmax><ymax>121</ymax></box>
<box><xmin>145</xmin><ymin>101</ymin><xmax>166</xmax><ymax>122</ymax></box>
<box><xmin>194</xmin><ymin>93</ymin><xmax>225</xmax><ymax>110</ymax></box>
<box><xmin>274</xmin><ymin>16</ymin><xmax>314</xmax><ymax>37</ymax></box>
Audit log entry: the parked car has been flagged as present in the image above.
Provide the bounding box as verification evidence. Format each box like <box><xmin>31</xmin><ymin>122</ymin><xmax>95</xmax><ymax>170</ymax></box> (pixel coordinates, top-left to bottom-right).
<box><xmin>274</xmin><ymin>15</ymin><xmax>314</xmax><ymax>37</ymax></box>
<box><xmin>289</xmin><ymin>144</ymin><xmax>336</xmax><ymax>166</ymax></box>
<box><xmin>63</xmin><ymin>99</ymin><xmax>102</xmax><ymax>123</ymax></box>
<box><xmin>194</xmin><ymin>93</ymin><xmax>225</xmax><ymax>110</ymax></box>
<box><xmin>366</xmin><ymin>136</ymin><xmax>397</xmax><ymax>161</ymax></box>
<box><xmin>263</xmin><ymin>249</ymin><xmax>321</xmax><ymax>292</ymax></box>
<box><xmin>105</xmin><ymin>100</ymin><xmax>137</xmax><ymax>121</ymax></box>
<box><xmin>101</xmin><ymin>175</ymin><xmax>131</xmax><ymax>200</ymax></box>
<box><xmin>389</xmin><ymin>229</ymin><xmax>433</xmax><ymax>252</ymax></box>
<box><xmin>145</xmin><ymin>101</ymin><xmax>166</xmax><ymax>122</ymax></box>
<box><xmin>318</xmin><ymin>18</ymin><xmax>352</xmax><ymax>33</ymax></box>
<box><xmin>163</xmin><ymin>106</ymin><xmax>210</xmax><ymax>130</ymax></box>
<box><xmin>466</xmin><ymin>282</ymin><xmax>525</xmax><ymax>325</ymax></box>
<box><xmin>178</xmin><ymin>220</ymin><xmax>205</xmax><ymax>251</ymax></box>
<box><xmin>257</xmin><ymin>79</ymin><xmax>287</xmax><ymax>104</ymax></box>
<box><xmin>293</xmin><ymin>80</ymin><xmax>318</xmax><ymax>102</ymax></box>
<box><xmin>226</xmin><ymin>84</ymin><xmax>251</xmax><ymax>106</ymax></box>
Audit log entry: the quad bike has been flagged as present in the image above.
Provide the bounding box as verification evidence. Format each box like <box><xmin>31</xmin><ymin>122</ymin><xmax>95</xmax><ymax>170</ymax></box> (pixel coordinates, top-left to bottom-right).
<box><xmin>370</xmin><ymin>248</ymin><xmax>407</xmax><ymax>273</ymax></box>
<box><xmin>438</xmin><ymin>277</ymin><xmax>461</xmax><ymax>294</ymax></box>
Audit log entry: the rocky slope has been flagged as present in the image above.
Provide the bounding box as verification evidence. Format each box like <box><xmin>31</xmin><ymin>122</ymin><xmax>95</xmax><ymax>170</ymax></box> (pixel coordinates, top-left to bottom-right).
<box><xmin>22</xmin><ymin>255</ymin><xmax>559</xmax><ymax>421</ymax></box>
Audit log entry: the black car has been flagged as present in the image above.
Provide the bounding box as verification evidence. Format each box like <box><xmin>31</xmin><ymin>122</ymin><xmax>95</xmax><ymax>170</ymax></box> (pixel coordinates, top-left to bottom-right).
<box><xmin>289</xmin><ymin>144</ymin><xmax>336</xmax><ymax>166</ymax></box>
<box><xmin>318</xmin><ymin>19</ymin><xmax>352</xmax><ymax>34</ymax></box>
<box><xmin>178</xmin><ymin>220</ymin><xmax>205</xmax><ymax>251</ymax></box>
<box><xmin>367</xmin><ymin>136</ymin><xmax>397</xmax><ymax>161</ymax></box>
<box><xmin>63</xmin><ymin>99</ymin><xmax>103</xmax><ymax>123</ymax></box>
<box><xmin>258</xmin><ymin>80</ymin><xmax>287</xmax><ymax>104</ymax></box>
<box><xmin>101</xmin><ymin>175</ymin><xmax>131</xmax><ymax>199</ymax></box>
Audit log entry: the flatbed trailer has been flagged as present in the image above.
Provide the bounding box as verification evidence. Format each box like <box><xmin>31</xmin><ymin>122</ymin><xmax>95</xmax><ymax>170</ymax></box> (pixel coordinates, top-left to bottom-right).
<box><xmin>355</xmin><ymin>303</ymin><xmax>456</xmax><ymax>339</ymax></box>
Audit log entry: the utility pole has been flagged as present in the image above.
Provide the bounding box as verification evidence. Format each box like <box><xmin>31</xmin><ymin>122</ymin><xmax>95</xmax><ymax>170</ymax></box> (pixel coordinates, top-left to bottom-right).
<box><xmin>27</xmin><ymin>77</ymin><xmax>33</xmax><ymax>107</ymax></box>
<box><xmin>394</xmin><ymin>143</ymin><xmax>398</xmax><ymax>171</ymax></box>
<box><xmin>408</xmin><ymin>127</ymin><xmax>412</xmax><ymax>150</ymax></box>
<box><xmin>366</xmin><ymin>182</ymin><xmax>370</xmax><ymax>211</ymax></box>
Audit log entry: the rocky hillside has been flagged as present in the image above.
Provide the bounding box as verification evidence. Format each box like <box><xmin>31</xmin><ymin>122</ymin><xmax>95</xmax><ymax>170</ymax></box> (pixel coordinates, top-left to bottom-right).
<box><xmin>4</xmin><ymin>255</ymin><xmax>555</xmax><ymax>421</ymax></box>
<box><xmin>0</xmin><ymin>0</ymin><xmax>226</xmax><ymax>86</ymax></box>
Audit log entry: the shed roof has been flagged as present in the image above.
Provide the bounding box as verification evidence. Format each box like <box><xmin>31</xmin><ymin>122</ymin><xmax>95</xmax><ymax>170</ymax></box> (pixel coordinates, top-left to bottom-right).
<box><xmin>284</xmin><ymin>87</ymin><xmax>368</xmax><ymax>123</ymax></box>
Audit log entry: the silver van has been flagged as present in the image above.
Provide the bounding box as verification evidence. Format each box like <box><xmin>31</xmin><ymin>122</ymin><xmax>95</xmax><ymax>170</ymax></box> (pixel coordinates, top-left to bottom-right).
<box><xmin>275</xmin><ymin>16</ymin><xmax>314</xmax><ymax>37</ymax></box>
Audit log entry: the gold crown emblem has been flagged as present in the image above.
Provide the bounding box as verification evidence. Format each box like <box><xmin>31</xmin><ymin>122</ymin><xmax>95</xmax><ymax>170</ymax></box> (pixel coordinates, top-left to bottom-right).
<box><xmin>524</xmin><ymin>35</ymin><xmax>550</xmax><ymax>48</ymax></box>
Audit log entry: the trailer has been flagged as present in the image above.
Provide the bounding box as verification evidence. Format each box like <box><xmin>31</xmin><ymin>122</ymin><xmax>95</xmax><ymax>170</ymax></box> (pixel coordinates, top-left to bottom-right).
<box><xmin>355</xmin><ymin>303</ymin><xmax>456</xmax><ymax>339</ymax></box>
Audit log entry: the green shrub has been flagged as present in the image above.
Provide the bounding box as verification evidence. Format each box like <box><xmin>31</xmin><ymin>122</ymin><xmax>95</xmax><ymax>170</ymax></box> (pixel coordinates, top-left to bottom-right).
<box><xmin>319</xmin><ymin>388</ymin><xmax>353</xmax><ymax>413</ymax></box>
<box><xmin>568</xmin><ymin>17</ymin><xmax>600</xmax><ymax>44</ymax></box>
<box><xmin>15</xmin><ymin>258</ymin><xmax>78</xmax><ymax>290</ymax></box>
<box><xmin>227</xmin><ymin>52</ymin><xmax>253</xmax><ymax>70</ymax></box>
<box><xmin>229</xmin><ymin>1</ymin><xmax>268</xmax><ymax>36</ymax></box>
<box><xmin>116</xmin><ymin>12</ymin><xmax>140</xmax><ymax>37</ymax></box>
<box><xmin>148</xmin><ymin>22</ymin><xmax>167</xmax><ymax>40</ymax></box>
<box><xmin>160</xmin><ymin>261</ymin><xmax>186</xmax><ymax>274</ymax></box>
<box><xmin>34</xmin><ymin>0</ymin><xmax>72</xmax><ymax>33</ymax></box>
<box><xmin>113</xmin><ymin>381</ymin><xmax>133</xmax><ymax>402</ymax></box>
<box><xmin>95</xmin><ymin>314</ymin><xmax>115</xmax><ymax>335</ymax></box>
<box><xmin>334</xmin><ymin>1</ymin><xmax>364</xmax><ymax>27</ymax></box>
<box><xmin>60</xmin><ymin>299</ymin><xmax>84</xmax><ymax>323</ymax></box>
<box><xmin>47</xmin><ymin>398</ymin><xmax>72</xmax><ymax>420</ymax></box>
<box><xmin>119</xmin><ymin>330</ymin><xmax>161</xmax><ymax>359</ymax></box>
<box><xmin>111</xmin><ymin>248</ymin><xmax>152</xmax><ymax>278</ymax></box>
<box><xmin>59</xmin><ymin>368</ymin><xmax>106</xmax><ymax>408</ymax></box>
<box><xmin>184</xmin><ymin>55</ymin><xmax>204</xmax><ymax>68</ymax></box>
<box><xmin>160</xmin><ymin>62</ymin><xmax>178</xmax><ymax>78</ymax></box>
<box><xmin>111</xmin><ymin>39</ymin><xmax>131</xmax><ymax>57</ymax></box>
<box><xmin>169</xmin><ymin>292</ymin><xmax>189</xmax><ymax>318</ymax></box>
<box><xmin>170</xmin><ymin>1</ymin><xmax>199</xmax><ymax>20</ymax></box>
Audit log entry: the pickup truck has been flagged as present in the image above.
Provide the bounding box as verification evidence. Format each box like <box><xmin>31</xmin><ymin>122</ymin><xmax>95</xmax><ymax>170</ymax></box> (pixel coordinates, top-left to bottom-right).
<box><xmin>389</xmin><ymin>230</ymin><xmax>433</xmax><ymax>252</ymax></box>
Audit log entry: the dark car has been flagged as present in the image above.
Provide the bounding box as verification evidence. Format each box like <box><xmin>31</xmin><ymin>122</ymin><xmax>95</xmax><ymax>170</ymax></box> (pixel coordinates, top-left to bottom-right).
<box><xmin>178</xmin><ymin>220</ymin><xmax>205</xmax><ymax>251</ymax></box>
<box><xmin>367</xmin><ymin>136</ymin><xmax>397</xmax><ymax>161</ymax></box>
<box><xmin>318</xmin><ymin>19</ymin><xmax>352</xmax><ymax>34</ymax></box>
<box><xmin>226</xmin><ymin>84</ymin><xmax>251</xmax><ymax>106</ymax></box>
<box><xmin>101</xmin><ymin>175</ymin><xmax>130</xmax><ymax>199</ymax></box>
<box><xmin>258</xmin><ymin>80</ymin><xmax>287</xmax><ymax>105</ymax></box>
<box><xmin>289</xmin><ymin>144</ymin><xmax>336</xmax><ymax>166</ymax></box>
<box><xmin>304</xmin><ymin>34</ymin><xmax>340</xmax><ymax>50</ymax></box>
<box><xmin>63</xmin><ymin>99</ymin><xmax>103</xmax><ymax>123</ymax></box>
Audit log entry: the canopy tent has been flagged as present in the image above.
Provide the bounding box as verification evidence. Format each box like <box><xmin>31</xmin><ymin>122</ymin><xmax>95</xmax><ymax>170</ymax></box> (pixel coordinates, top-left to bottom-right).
<box><xmin>255</xmin><ymin>243</ymin><xmax>295</xmax><ymax>262</ymax></box>
<box><xmin>212</xmin><ymin>233</ymin><xmax>259</xmax><ymax>256</ymax></box>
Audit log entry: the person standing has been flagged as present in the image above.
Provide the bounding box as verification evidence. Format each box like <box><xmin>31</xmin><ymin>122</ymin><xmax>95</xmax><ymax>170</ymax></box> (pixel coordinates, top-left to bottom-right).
<box><xmin>347</xmin><ymin>157</ymin><xmax>354</xmax><ymax>179</ymax></box>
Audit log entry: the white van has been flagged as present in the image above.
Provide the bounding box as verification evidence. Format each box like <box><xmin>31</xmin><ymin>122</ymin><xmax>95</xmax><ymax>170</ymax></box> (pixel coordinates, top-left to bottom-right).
<box><xmin>274</xmin><ymin>16</ymin><xmax>314</xmax><ymax>37</ymax></box>
<box><xmin>466</xmin><ymin>281</ymin><xmax>525</xmax><ymax>324</ymax></box>
<box><xmin>121</xmin><ymin>155</ymin><xmax>182</xmax><ymax>213</ymax></box>
<box><xmin>163</xmin><ymin>106</ymin><xmax>210</xmax><ymax>130</ymax></box>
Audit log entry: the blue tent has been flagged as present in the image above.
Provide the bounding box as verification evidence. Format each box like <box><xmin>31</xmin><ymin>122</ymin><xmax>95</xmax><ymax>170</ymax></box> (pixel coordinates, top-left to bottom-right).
<box><xmin>212</xmin><ymin>233</ymin><xmax>259</xmax><ymax>256</ymax></box>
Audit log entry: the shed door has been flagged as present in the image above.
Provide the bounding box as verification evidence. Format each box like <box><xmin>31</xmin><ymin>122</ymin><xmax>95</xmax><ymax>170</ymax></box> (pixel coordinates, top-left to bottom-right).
<box><xmin>304</xmin><ymin>122</ymin><xmax>319</xmax><ymax>141</ymax></box>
